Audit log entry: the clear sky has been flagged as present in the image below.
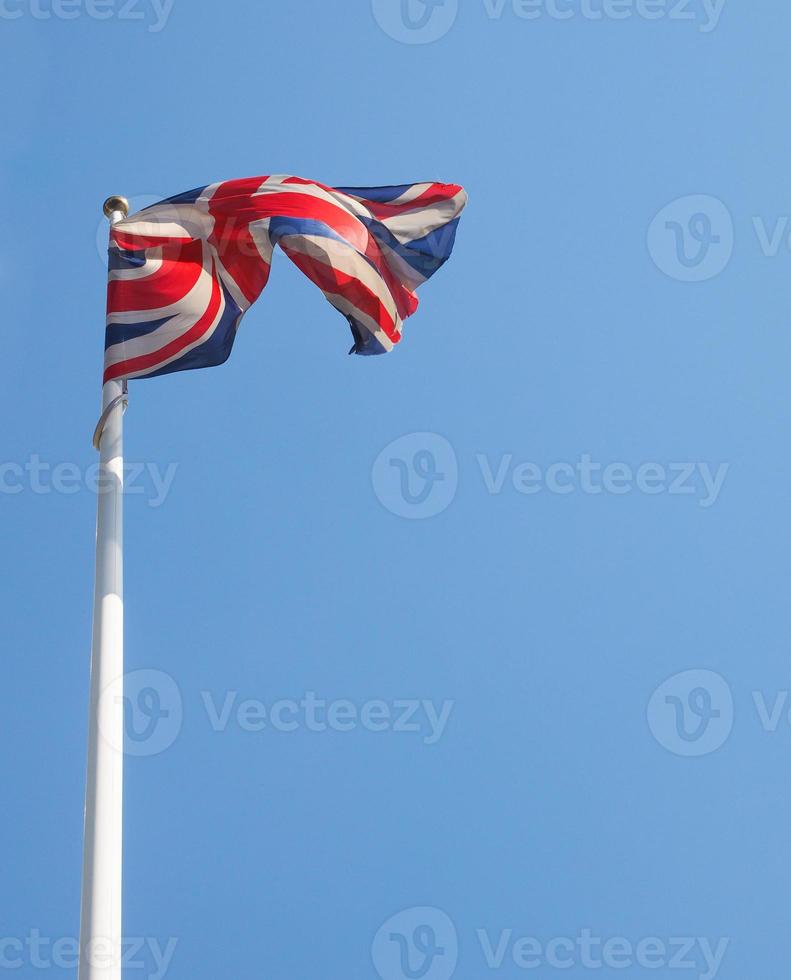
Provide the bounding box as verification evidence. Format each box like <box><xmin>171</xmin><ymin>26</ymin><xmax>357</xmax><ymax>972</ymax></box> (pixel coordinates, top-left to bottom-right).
<box><xmin>3</xmin><ymin>1</ymin><xmax>791</xmax><ymax>978</ymax></box>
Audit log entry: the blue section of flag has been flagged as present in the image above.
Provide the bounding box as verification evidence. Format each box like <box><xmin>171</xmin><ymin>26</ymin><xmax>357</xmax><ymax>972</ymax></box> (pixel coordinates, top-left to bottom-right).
<box><xmin>362</xmin><ymin>216</ymin><xmax>462</xmax><ymax>281</ymax></box>
<box><xmin>143</xmin><ymin>282</ymin><xmax>243</xmax><ymax>379</ymax></box>
<box><xmin>154</xmin><ymin>185</ymin><xmax>209</xmax><ymax>207</ymax></box>
<box><xmin>105</xmin><ymin>314</ymin><xmax>175</xmax><ymax>349</ymax></box>
<box><xmin>336</xmin><ymin>184</ymin><xmax>413</xmax><ymax>204</ymax></box>
<box><xmin>108</xmin><ymin>248</ymin><xmax>147</xmax><ymax>272</ymax></box>
<box><xmin>105</xmin><ymin>175</ymin><xmax>466</xmax><ymax>381</ymax></box>
<box><xmin>267</xmin><ymin>215</ymin><xmax>351</xmax><ymax>249</ymax></box>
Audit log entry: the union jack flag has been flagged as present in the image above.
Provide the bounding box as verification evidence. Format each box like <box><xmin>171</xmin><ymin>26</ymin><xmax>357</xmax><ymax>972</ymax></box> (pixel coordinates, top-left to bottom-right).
<box><xmin>105</xmin><ymin>175</ymin><xmax>467</xmax><ymax>382</ymax></box>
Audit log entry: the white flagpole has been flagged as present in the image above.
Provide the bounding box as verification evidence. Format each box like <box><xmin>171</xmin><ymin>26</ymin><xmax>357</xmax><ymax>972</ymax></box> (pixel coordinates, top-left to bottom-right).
<box><xmin>79</xmin><ymin>196</ymin><xmax>130</xmax><ymax>980</ymax></box>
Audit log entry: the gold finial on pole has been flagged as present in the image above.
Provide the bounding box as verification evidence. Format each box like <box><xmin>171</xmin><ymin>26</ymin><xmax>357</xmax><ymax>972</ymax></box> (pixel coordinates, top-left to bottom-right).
<box><xmin>102</xmin><ymin>196</ymin><xmax>129</xmax><ymax>220</ymax></box>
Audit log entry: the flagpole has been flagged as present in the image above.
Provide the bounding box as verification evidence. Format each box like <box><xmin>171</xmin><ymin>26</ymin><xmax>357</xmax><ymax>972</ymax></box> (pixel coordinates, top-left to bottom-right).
<box><xmin>79</xmin><ymin>196</ymin><xmax>129</xmax><ymax>980</ymax></box>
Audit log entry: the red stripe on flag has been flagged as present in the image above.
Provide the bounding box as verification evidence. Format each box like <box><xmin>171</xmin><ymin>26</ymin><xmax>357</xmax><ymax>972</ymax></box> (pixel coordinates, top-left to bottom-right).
<box><xmin>358</xmin><ymin>184</ymin><xmax>463</xmax><ymax>221</ymax></box>
<box><xmin>112</xmin><ymin>231</ymin><xmax>194</xmax><ymax>250</ymax></box>
<box><xmin>104</xmin><ymin>261</ymin><xmax>223</xmax><ymax>383</ymax></box>
<box><xmin>273</xmin><ymin>181</ymin><xmax>418</xmax><ymax>320</ymax></box>
<box><xmin>107</xmin><ymin>240</ymin><xmax>204</xmax><ymax>314</ymax></box>
<box><xmin>281</xmin><ymin>244</ymin><xmax>401</xmax><ymax>345</ymax></box>
<box><xmin>208</xmin><ymin>178</ymin><xmax>273</xmax><ymax>304</ymax></box>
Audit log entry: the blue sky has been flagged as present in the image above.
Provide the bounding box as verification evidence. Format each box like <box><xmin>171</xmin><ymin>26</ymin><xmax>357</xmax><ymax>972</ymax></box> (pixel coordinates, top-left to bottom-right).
<box><xmin>3</xmin><ymin>1</ymin><xmax>791</xmax><ymax>978</ymax></box>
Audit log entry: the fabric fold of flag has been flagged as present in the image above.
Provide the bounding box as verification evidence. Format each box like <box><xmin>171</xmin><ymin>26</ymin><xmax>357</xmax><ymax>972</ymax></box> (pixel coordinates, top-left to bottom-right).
<box><xmin>104</xmin><ymin>175</ymin><xmax>467</xmax><ymax>382</ymax></box>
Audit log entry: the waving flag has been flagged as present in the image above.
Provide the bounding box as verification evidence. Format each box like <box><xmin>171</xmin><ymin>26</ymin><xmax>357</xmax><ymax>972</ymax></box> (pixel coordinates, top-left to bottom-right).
<box><xmin>104</xmin><ymin>175</ymin><xmax>467</xmax><ymax>382</ymax></box>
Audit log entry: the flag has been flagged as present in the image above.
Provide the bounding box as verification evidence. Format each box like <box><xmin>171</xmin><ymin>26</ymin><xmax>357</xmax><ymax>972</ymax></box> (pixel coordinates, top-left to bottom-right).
<box><xmin>104</xmin><ymin>175</ymin><xmax>467</xmax><ymax>382</ymax></box>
